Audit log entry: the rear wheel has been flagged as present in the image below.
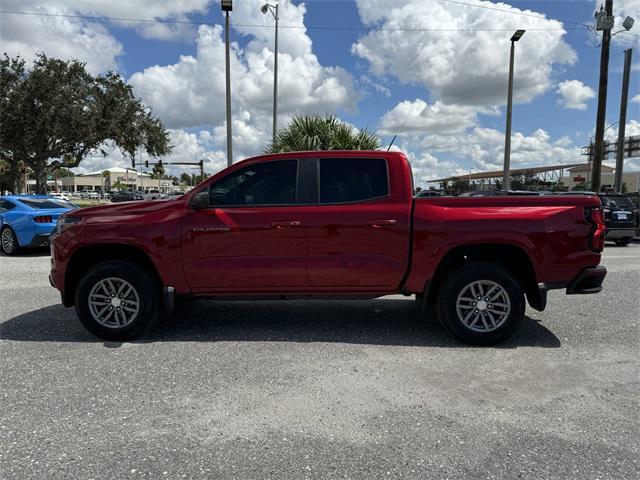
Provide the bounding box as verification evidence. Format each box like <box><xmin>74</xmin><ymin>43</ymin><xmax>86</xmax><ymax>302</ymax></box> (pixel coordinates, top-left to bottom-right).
<box><xmin>75</xmin><ymin>261</ymin><xmax>159</xmax><ymax>341</ymax></box>
<box><xmin>436</xmin><ymin>263</ymin><xmax>525</xmax><ymax>345</ymax></box>
<box><xmin>614</xmin><ymin>237</ymin><xmax>632</xmax><ymax>246</ymax></box>
<box><xmin>0</xmin><ymin>227</ymin><xmax>20</xmax><ymax>255</ymax></box>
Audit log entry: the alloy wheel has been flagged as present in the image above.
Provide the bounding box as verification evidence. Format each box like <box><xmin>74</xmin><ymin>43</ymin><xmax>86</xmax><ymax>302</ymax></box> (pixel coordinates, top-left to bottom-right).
<box><xmin>455</xmin><ymin>280</ymin><xmax>511</xmax><ymax>333</ymax></box>
<box><xmin>1</xmin><ymin>229</ymin><xmax>15</xmax><ymax>253</ymax></box>
<box><xmin>88</xmin><ymin>277</ymin><xmax>141</xmax><ymax>328</ymax></box>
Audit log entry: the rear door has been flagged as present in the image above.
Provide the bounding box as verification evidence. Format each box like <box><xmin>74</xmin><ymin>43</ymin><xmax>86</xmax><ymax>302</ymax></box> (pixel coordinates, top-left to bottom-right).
<box><xmin>181</xmin><ymin>159</ymin><xmax>309</xmax><ymax>292</ymax></box>
<box><xmin>304</xmin><ymin>156</ymin><xmax>412</xmax><ymax>290</ymax></box>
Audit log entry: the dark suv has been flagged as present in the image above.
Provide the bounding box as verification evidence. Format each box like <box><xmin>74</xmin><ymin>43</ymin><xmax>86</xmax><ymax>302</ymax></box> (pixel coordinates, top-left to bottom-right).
<box><xmin>598</xmin><ymin>193</ymin><xmax>638</xmax><ymax>246</ymax></box>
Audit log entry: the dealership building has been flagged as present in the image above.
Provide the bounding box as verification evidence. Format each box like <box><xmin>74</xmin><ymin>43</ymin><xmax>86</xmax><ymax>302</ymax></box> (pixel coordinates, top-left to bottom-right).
<box><xmin>58</xmin><ymin>167</ymin><xmax>173</xmax><ymax>193</ymax></box>
<box><xmin>429</xmin><ymin>163</ymin><xmax>640</xmax><ymax>192</ymax></box>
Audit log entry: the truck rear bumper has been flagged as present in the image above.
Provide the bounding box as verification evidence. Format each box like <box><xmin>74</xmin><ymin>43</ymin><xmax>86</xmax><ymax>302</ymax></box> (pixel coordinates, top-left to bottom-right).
<box><xmin>566</xmin><ymin>266</ymin><xmax>607</xmax><ymax>295</ymax></box>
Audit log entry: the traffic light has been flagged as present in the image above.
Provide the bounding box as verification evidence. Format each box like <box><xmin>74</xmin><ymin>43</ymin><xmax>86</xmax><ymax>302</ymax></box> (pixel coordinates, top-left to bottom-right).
<box><xmin>198</xmin><ymin>160</ymin><xmax>204</xmax><ymax>169</ymax></box>
<box><xmin>144</xmin><ymin>161</ymin><xmax>149</xmax><ymax>168</ymax></box>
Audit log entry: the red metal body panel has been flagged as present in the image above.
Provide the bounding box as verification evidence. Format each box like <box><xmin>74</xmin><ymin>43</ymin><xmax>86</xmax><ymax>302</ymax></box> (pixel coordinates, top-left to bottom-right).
<box><xmin>49</xmin><ymin>150</ymin><xmax>603</xmax><ymax>303</ymax></box>
<box><xmin>404</xmin><ymin>196</ymin><xmax>602</xmax><ymax>293</ymax></box>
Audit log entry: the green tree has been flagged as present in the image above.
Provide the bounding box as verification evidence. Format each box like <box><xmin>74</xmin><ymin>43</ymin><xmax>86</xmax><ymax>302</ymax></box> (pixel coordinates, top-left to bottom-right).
<box><xmin>179</xmin><ymin>172</ymin><xmax>192</xmax><ymax>185</ymax></box>
<box><xmin>0</xmin><ymin>54</ymin><xmax>171</xmax><ymax>194</ymax></box>
<box><xmin>151</xmin><ymin>162</ymin><xmax>165</xmax><ymax>179</ymax></box>
<box><xmin>266</xmin><ymin>114</ymin><xmax>380</xmax><ymax>153</ymax></box>
<box><xmin>572</xmin><ymin>182</ymin><xmax>590</xmax><ymax>191</ymax></box>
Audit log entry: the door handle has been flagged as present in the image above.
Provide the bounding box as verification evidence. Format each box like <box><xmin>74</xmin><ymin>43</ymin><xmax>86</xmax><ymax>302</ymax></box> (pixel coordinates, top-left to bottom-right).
<box><xmin>366</xmin><ymin>219</ymin><xmax>397</xmax><ymax>228</ymax></box>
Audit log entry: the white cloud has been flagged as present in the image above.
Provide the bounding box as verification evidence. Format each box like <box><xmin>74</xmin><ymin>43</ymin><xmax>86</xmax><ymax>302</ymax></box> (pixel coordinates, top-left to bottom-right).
<box><xmin>631</xmin><ymin>94</ymin><xmax>640</xmax><ymax>104</ymax></box>
<box><xmin>556</xmin><ymin>80</ymin><xmax>596</xmax><ymax>110</ymax></box>
<box><xmin>129</xmin><ymin>15</ymin><xmax>359</xmax><ymax>131</ymax></box>
<box><xmin>380</xmin><ymin>99</ymin><xmax>492</xmax><ymax>135</ymax></box>
<box><xmin>352</xmin><ymin>0</ymin><xmax>576</xmax><ymax>107</ymax></box>
<box><xmin>0</xmin><ymin>4</ymin><xmax>123</xmax><ymax>74</ymax></box>
<box><xmin>73</xmin><ymin>129</ymin><xmax>229</xmax><ymax>178</ymax></box>
<box><xmin>0</xmin><ymin>1</ymin><xmax>216</xmax><ymax>72</ymax></box>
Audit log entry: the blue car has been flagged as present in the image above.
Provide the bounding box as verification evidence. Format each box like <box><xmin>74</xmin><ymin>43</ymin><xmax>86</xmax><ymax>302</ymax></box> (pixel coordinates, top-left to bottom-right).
<box><xmin>0</xmin><ymin>195</ymin><xmax>77</xmax><ymax>255</ymax></box>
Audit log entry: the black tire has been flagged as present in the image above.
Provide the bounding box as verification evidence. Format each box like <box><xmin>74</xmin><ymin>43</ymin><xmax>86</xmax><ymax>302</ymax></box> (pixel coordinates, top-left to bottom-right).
<box><xmin>614</xmin><ymin>237</ymin><xmax>632</xmax><ymax>246</ymax></box>
<box><xmin>0</xmin><ymin>226</ymin><xmax>20</xmax><ymax>255</ymax></box>
<box><xmin>75</xmin><ymin>261</ymin><xmax>159</xmax><ymax>341</ymax></box>
<box><xmin>436</xmin><ymin>262</ymin><xmax>525</xmax><ymax>346</ymax></box>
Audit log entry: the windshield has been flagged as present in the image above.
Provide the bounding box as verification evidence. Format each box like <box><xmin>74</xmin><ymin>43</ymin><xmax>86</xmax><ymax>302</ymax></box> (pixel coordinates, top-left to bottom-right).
<box><xmin>18</xmin><ymin>198</ymin><xmax>75</xmax><ymax>209</ymax></box>
<box><xmin>601</xmin><ymin>195</ymin><xmax>634</xmax><ymax>209</ymax></box>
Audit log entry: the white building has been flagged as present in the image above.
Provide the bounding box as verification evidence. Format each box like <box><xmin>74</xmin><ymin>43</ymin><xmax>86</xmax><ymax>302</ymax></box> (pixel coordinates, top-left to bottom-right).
<box><xmin>59</xmin><ymin>167</ymin><xmax>173</xmax><ymax>193</ymax></box>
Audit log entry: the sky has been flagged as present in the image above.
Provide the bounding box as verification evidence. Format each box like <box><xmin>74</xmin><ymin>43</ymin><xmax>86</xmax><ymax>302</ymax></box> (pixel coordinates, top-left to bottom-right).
<box><xmin>1</xmin><ymin>0</ymin><xmax>639</xmax><ymax>187</ymax></box>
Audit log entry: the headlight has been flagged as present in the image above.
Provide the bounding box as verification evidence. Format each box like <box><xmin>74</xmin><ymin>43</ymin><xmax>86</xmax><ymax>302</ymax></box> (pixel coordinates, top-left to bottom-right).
<box><xmin>55</xmin><ymin>216</ymin><xmax>81</xmax><ymax>234</ymax></box>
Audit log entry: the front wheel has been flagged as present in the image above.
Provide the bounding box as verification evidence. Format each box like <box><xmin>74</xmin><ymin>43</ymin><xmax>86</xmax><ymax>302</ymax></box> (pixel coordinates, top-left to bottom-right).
<box><xmin>436</xmin><ymin>263</ymin><xmax>525</xmax><ymax>346</ymax></box>
<box><xmin>75</xmin><ymin>261</ymin><xmax>159</xmax><ymax>341</ymax></box>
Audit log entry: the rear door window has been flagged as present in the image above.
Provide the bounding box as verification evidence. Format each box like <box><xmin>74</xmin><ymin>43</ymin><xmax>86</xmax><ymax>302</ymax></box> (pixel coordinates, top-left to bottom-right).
<box><xmin>319</xmin><ymin>158</ymin><xmax>389</xmax><ymax>204</ymax></box>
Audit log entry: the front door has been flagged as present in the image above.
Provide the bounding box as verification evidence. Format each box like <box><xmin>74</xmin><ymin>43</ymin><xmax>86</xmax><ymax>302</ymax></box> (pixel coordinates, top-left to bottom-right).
<box><xmin>181</xmin><ymin>159</ymin><xmax>308</xmax><ymax>292</ymax></box>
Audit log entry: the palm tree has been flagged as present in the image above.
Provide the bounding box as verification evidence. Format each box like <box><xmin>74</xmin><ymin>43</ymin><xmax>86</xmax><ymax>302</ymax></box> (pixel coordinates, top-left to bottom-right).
<box><xmin>266</xmin><ymin>114</ymin><xmax>381</xmax><ymax>153</ymax></box>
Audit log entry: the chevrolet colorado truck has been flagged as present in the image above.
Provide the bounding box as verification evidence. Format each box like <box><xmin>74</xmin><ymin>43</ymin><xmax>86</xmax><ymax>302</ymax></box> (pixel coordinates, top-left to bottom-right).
<box><xmin>49</xmin><ymin>151</ymin><xmax>607</xmax><ymax>345</ymax></box>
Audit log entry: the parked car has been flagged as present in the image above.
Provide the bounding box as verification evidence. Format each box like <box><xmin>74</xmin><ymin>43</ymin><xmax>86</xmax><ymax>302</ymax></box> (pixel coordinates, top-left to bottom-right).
<box><xmin>49</xmin><ymin>192</ymin><xmax>70</xmax><ymax>201</ymax></box>
<box><xmin>110</xmin><ymin>191</ymin><xmax>144</xmax><ymax>203</ymax></box>
<box><xmin>598</xmin><ymin>193</ymin><xmax>638</xmax><ymax>246</ymax></box>
<box><xmin>459</xmin><ymin>190</ymin><xmax>540</xmax><ymax>197</ymax></box>
<box><xmin>1</xmin><ymin>195</ymin><xmax>76</xmax><ymax>255</ymax></box>
<box><xmin>50</xmin><ymin>151</ymin><xmax>606</xmax><ymax>344</ymax></box>
<box><xmin>142</xmin><ymin>189</ymin><xmax>165</xmax><ymax>200</ymax></box>
<box><xmin>80</xmin><ymin>191</ymin><xmax>99</xmax><ymax>200</ymax></box>
<box><xmin>415</xmin><ymin>190</ymin><xmax>444</xmax><ymax>197</ymax></box>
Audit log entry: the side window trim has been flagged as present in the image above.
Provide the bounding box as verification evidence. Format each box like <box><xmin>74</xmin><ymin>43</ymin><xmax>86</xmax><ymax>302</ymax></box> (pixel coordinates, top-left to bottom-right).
<box><xmin>317</xmin><ymin>157</ymin><xmax>391</xmax><ymax>205</ymax></box>
<box><xmin>206</xmin><ymin>159</ymin><xmax>300</xmax><ymax>208</ymax></box>
<box><xmin>296</xmin><ymin>158</ymin><xmax>319</xmax><ymax>204</ymax></box>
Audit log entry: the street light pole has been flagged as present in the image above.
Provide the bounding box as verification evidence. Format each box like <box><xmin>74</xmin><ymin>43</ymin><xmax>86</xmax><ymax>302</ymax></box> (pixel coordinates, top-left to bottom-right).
<box><xmin>262</xmin><ymin>3</ymin><xmax>279</xmax><ymax>145</ymax></box>
<box><xmin>614</xmin><ymin>48</ymin><xmax>633</xmax><ymax>193</ymax></box>
<box><xmin>221</xmin><ymin>0</ymin><xmax>233</xmax><ymax>167</ymax></box>
<box><xmin>502</xmin><ymin>30</ymin><xmax>525</xmax><ymax>192</ymax></box>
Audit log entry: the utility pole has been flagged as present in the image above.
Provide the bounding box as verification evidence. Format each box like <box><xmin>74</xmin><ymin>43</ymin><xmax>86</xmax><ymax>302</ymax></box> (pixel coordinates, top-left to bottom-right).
<box><xmin>222</xmin><ymin>0</ymin><xmax>233</xmax><ymax>167</ymax></box>
<box><xmin>273</xmin><ymin>3</ymin><xmax>279</xmax><ymax>145</ymax></box>
<box><xmin>502</xmin><ymin>30</ymin><xmax>525</xmax><ymax>191</ymax></box>
<box><xmin>591</xmin><ymin>0</ymin><xmax>614</xmax><ymax>192</ymax></box>
<box><xmin>614</xmin><ymin>48</ymin><xmax>632</xmax><ymax>192</ymax></box>
<box><xmin>262</xmin><ymin>3</ymin><xmax>279</xmax><ymax>144</ymax></box>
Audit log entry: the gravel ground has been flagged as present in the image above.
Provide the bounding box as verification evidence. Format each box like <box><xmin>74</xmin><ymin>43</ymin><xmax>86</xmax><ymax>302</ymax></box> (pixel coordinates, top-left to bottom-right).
<box><xmin>1</xmin><ymin>244</ymin><xmax>638</xmax><ymax>479</ymax></box>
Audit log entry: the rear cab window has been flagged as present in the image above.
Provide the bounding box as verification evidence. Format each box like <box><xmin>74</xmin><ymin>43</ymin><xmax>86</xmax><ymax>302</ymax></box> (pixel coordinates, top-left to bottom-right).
<box><xmin>319</xmin><ymin>158</ymin><xmax>389</xmax><ymax>204</ymax></box>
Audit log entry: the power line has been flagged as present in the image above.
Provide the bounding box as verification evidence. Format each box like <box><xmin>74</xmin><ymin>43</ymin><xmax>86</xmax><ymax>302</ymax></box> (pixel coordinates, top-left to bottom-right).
<box><xmin>0</xmin><ymin>9</ymin><xmax>589</xmax><ymax>33</ymax></box>
<box><xmin>436</xmin><ymin>0</ymin><xmax>591</xmax><ymax>28</ymax></box>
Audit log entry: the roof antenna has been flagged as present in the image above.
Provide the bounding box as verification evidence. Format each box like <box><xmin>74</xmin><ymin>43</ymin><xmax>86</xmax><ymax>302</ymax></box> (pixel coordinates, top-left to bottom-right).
<box><xmin>386</xmin><ymin>135</ymin><xmax>397</xmax><ymax>151</ymax></box>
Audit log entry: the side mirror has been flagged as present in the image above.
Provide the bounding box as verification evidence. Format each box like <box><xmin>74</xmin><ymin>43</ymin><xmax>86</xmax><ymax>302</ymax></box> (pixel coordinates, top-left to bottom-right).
<box><xmin>189</xmin><ymin>191</ymin><xmax>209</xmax><ymax>211</ymax></box>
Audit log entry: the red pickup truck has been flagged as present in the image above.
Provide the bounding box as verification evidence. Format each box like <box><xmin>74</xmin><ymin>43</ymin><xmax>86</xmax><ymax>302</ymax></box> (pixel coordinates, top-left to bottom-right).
<box><xmin>50</xmin><ymin>151</ymin><xmax>606</xmax><ymax>345</ymax></box>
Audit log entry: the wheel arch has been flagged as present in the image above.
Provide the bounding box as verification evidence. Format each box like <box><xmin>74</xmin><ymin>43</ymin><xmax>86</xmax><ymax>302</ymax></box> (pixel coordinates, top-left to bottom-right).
<box><xmin>64</xmin><ymin>244</ymin><xmax>163</xmax><ymax>307</ymax></box>
<box><xmin>424</xmin><ymin>243</ymin><xmax>542</xmax><ymax>311</ymax></box>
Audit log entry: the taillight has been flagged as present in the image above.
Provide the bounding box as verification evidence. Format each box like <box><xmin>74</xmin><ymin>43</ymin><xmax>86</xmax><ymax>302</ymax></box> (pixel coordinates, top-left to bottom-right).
<box><xmin>34</xmin><ymin>216</ymin><xmax>53</xmax><ymax>224</ymax></box>
<box><xmin>586</xmin><ymin>207</ymin><xmax>605</xmax><ymax>252</ymax></box>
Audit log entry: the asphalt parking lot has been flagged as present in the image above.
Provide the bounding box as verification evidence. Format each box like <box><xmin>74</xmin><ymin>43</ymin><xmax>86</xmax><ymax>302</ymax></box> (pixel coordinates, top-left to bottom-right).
<box><xmin>1</xmin><ymin>245</ymin><xmax>639</xmax><ymax>479</ymax></box>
